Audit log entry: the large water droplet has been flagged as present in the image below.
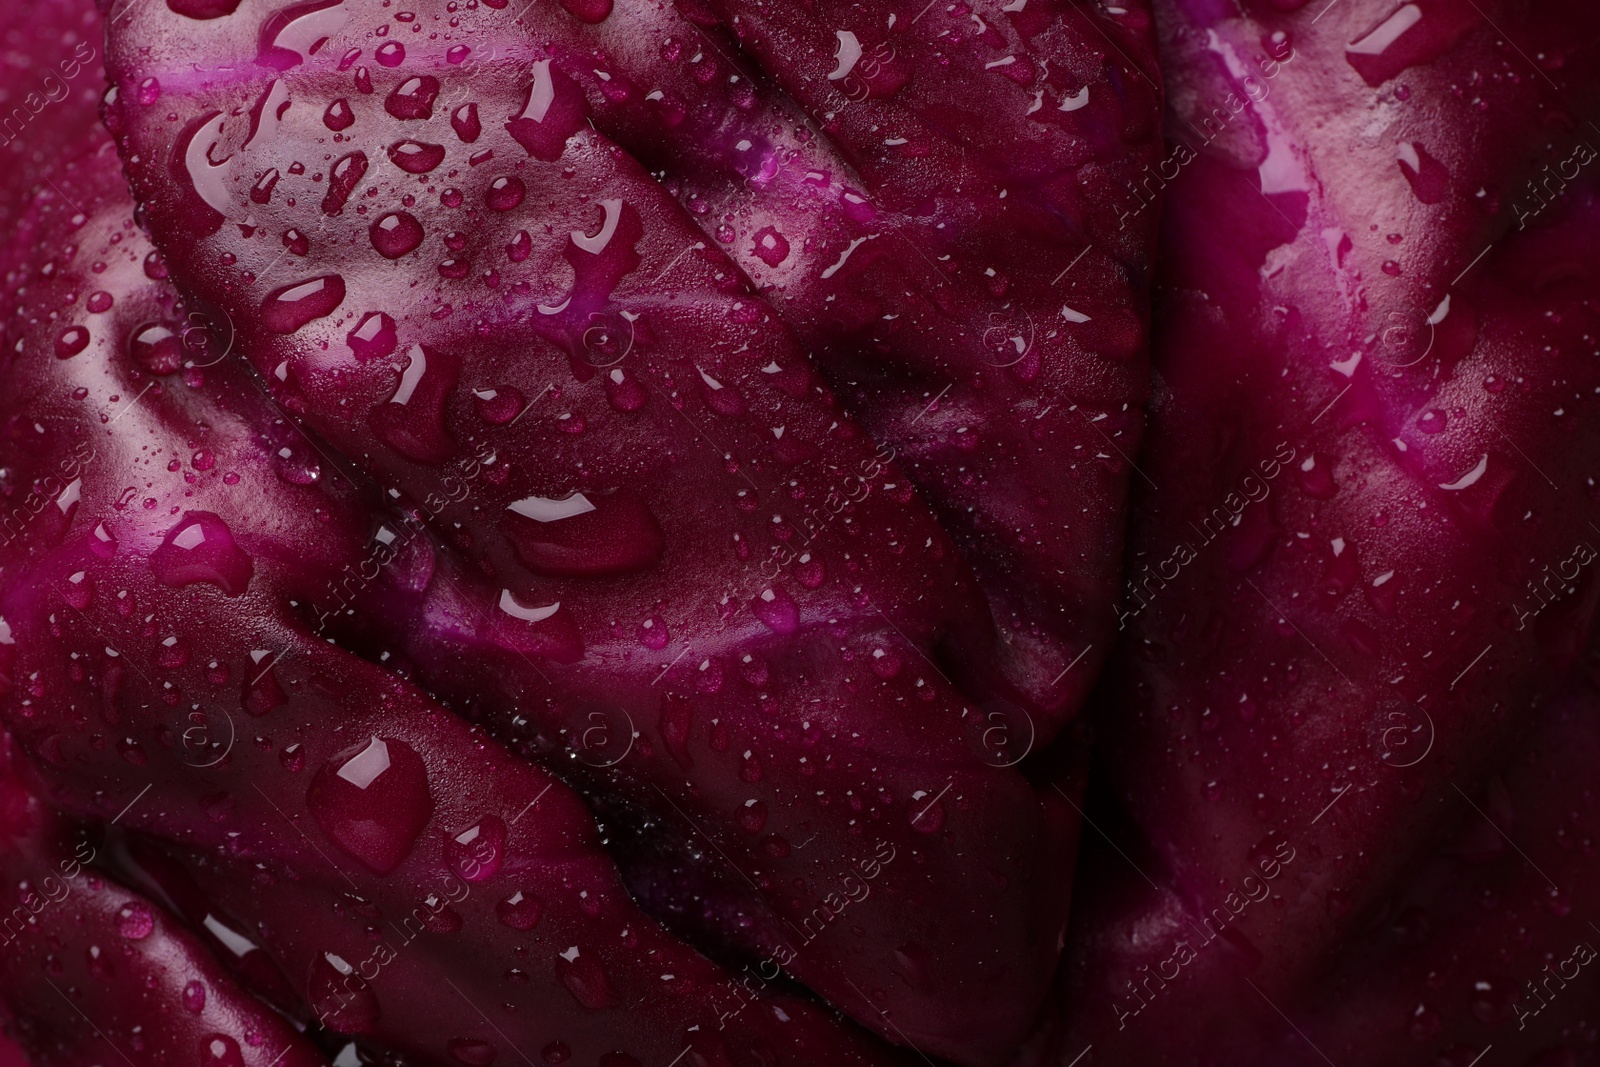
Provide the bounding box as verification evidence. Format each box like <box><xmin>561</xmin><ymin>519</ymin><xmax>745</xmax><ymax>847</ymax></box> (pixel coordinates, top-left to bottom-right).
<box><xmin>558</xmin><ymin>0</ymin><xmax>612</xmax><ymax>22</ymax></box>
<box><xmin>501</xmin><ymin>491</ymin><xmax>664</xmax><ymax>576</ymax></box>
<box><xmin>167</xmin><ymin>0</ymin><xmax>242</xmax><ymax>18</ymax></box>
<box><xmin>259</xmin><ymin>0</ymin><xmax>351</xmax><ymax>71</ymax></box>
<box><xmin>505</xmin><ymin>60</ymin><xmax>587</xmax><ymax>161</ymax></box>
<box><xmin>261</xmin><ymin>275</ymin><xmax>346</xmax><ymax>334</ymax></box>
<box><xmin>388</xmin><ymin>139</ymin><xmax>446</xmax><ymax>173</ymax></box>
<box><xmin>348</xmin><ymin>311</ymin><xmax>398</xmax><ymax>361</ymax></box>
<box><xmin>446</xmin><ymin>814</ymin><xmax>507</xmax><ymax>883</ymax></box>
<box><xmin>486</xmin><ymin>176</ymin><xmax>525</xmax><ymax>211</ymax></box>
<box><xmin>307</xmin><ymin>735</ymin><xmax>434</xmax><ymax>874</ymax></box>
<box><xmin>55</xmin><ymin>325</ymin><xmax>91</xmax><ymax>359</ymax></box>
<box><xmin>496</xmin><ymin>890</ymin><xmax>542</xmax><ymax>930</ymax></box>
<box><xmin>368</xmin><ymin>344</ymin><xmax>460</xmax><ymax>463</ymax></box>
<box><xmin>751</xmin><ymin>586</ymin><xmax>799</xmax><ymax>634</ymax></box>
<box><xmin>306</xmin><ymin>952</ymin><xmax>380</xmax><ymax>1033</ymax></box>
<box><xmin>150</xmin><ymin>512</ymin><xmax>254</xmax><ymax>596</ymax></box>
<box><xmin>556</xmin><ymin>945</ymin><xmax>618</xmax><ymax>1009</ymax></box>
<box><xmin>130</xmin><ymin>321</ymin><xmax>184</xmax><ymax>374</ymax></box>
<box><xmin>371</xmin><ymin>211</ymin><xmax>424</xmax><ymax>258</ymax></box>
<box><xmin>451</xmin><ymin>103</ymin><xmax>481</xmax><ymax>143</ymax></box>
<box><xmin>1396</xmin><ymin>141</ymin><xmax>1449</xmax><ymax>205</ymax></box>
<box><xmin>323</xmin><ymin>98</ymin><xmax>355</xmax><ymax>130</ymax></box>
<box><xmin>386</xmin><ymin>75</ymin><xmax>440</xmax><ymax>120</ymax></box>
<box><xmin>322</xmin><ymin>151</ymin><xmax>369</xmax><ymax>215</ymax></box>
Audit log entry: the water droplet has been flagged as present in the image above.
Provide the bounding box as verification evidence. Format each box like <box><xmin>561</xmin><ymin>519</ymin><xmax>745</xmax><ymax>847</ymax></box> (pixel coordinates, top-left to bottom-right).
<box><xmin>502</xmin><ymin>490</ymin><xmax>664</xmax><ymax>576</ymax></box>
<box><xmin>368</xmin><ymin>344</ymin><xmax>460</xmax><ymax>463</ymax></box>
<box><xmin>167</xmin><ymin>0</ymin><xmax>242</xmax><ymax>18</ymax></box>
<box><xmin>556</xmin><ymin>946</ymin><xmax>618</xmax><ymax>1009</ymax></box>
<box><xmin>55</xmin><ymin>326</ymin><xmax>91</xmax><ymax>359</ymax></box>
<box><xmin>87</xmin><ymin>291</ymin><xmax>114</xmax><ymax>314</ymax></box>
<box><xmin>388</xmin><ymin>139</ymin><xmax>446</xmax><ymax>173</ymax></box>
<box><xmin>251</xmin><ymin>168</ymin><xmax>280</xmax><ymax>204</ymax></box>
<box><xmin>505</xmin><ymin>60</ymin><xmax>587</xmax><ymax>161</ymax></box>
<box><xmin>637</xmin><ymin>616</ymin><xmax>668</xmax><ymax>649</ymax></box>
<box><xmin>750</xmin><ymin>585</ymin><xmax>798</xmax><ymax>634</ymax></box>
<box><xmin>486</xmin><ymin>176</ymin><xmax>525</xmax><ymax>211</ymax></box>
<box><xmin>451</xmin><ymin>103</ymin><xmax>481</xmax><ymax>143</ymax></box>
<box><xmin>496</xmin><ymin>890</ymin><xmax>542</xmax><ymax>930</ymax></box>
<box><xmin>137</xmin><ymin>78</ymin><xmax>161</xmax><ymax>106</ymax></box>
<box><xmin>258</xmin><ymin>0</ymin><xmax>351</xmax><ymax>70</ymax></box>
<box><xmin>261</xmin><ymin>275</ymin><xmax>346</xmax><ymax>334</ymax></box>
<box><xmin>1295</xmin><ymin>453</ymin><xmax>1338</xmax><ymax>499</ymax></box>
<box><xmin>738</xmin><ymin>799</ymin><xmax>767</xmax><ymax>833</ymax></box>
<box><xmin>90</xmin><ymin>523</ymin><xmax>118</xmax><ymax>559</ymax></box>
<box><xmin>446</xmin><ymin>815</ymin><xmax>507</xmax><ymax>882</ymax></box>
<box><xmin>751</xmin><ymin>227</ymin><xmax>789</xmax><ymax>267</ymax></box>
<box><xmin>307</xmin><ymin>953</ymin><xmax>380</xmax><ymax>1033</ymax></box>
<box><xmin>375</xmin><ymin>41</ymin><xmax>405</xmax><ymax>67</ymax></box>
<box><xmin>116</xmin><ymin>901</ymin><xmax>154</xmax><ymax>939</ymax></box>
<box><xmin>1397</xmin><ymin>141</ymin><xmax>1449</xmax><ymax>204</ymax></box>
<box><xmin>182</xmin><ymin>980</ymin><xmax>207</xmax><ymax>1013</ymax></box>
<box><xmin>909</xmin><ymin>790</ymin><xmax>946</xmax><ymax>833</ymax></box>
<box><xmin>472</xmin><ymin>386</ymin><xmax>524</xmax><ymax>424</ymax></box>
<box><xmin>348</xmin><ymin>311</ymin><xmax>398</xmax><ymax>361</ymax></box>
<box><xmin>322</xmin><ymin>151</ymin><xmax>369</xmax><ymax>214</ymax></box>
<box><xmin>449</xmin><ymin>1039</ymin><xmax>498</xmax><ymax>1066</ymax></box>
<box><xmin>150</xmin><ymin>512</ymin><xmax>254</xmax><ymax>596</ymax></box>
<box><xmin>604</xmin><ymin>368</ymin><xmax>646</xmax><ymax>411</ymax></box>
<box><xmin>507</xmin><ymin>230</ymin><xmax>532</xmax><ymax>262</ymax></box>
<box><xmin>386</xmin><ymin>75</ymin><xmax>440</xmax><ymax>120</ymax></box>
<box><xmin>130</xmin><ymin>321</ymin><xmax>183</xmax><ymax>373</ymax></box>
<box><xmin>558</xmin><ymin>0</ymin><xmax>612</xmax><ymax>22</ymax></box>
<box><xmin>371</xmin><ymin>211</ymin><xmax>424</xmax><ymax>258</ymax></box>
<box><xmin>324</xmin><ymin>98</ymin><xmax>355</xmax><ymax>131</ymax></box>
<box><xmin>307</xmin><ymin>736</ymin><xmax>434</xmax><ymax>874</ymax></box>
<box><xmin>200</xmin><ymin>1033</ymin><xmax>246</xmax><ymax>1067</ymax></box>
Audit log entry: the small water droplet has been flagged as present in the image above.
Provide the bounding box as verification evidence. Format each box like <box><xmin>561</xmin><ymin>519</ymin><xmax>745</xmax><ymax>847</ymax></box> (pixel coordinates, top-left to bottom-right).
<box><xmin>116</xmin><ymin>901</ymin><xmax>154</xmax><ymax>939</ymax></box>
<box><xmin>182</xmin><ymin>980</ymin><xmax>206</xmax><ymax>1013</ymax></box>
